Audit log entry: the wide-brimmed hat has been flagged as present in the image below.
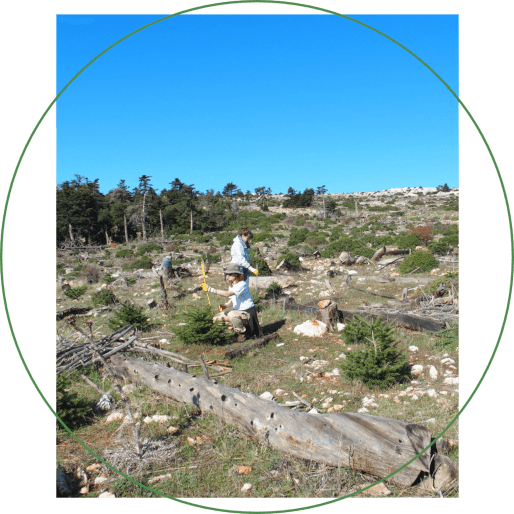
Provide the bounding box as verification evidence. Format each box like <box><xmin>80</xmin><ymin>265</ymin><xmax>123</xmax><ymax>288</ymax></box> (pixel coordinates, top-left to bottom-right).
<box><xmin>223</xmin><ymin>263</ymin><xmax>243</xmax><ymax>275</ymax></box>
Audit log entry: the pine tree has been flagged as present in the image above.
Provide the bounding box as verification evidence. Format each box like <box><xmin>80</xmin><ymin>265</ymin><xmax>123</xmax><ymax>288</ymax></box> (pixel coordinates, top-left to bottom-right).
<box><xmin>174</xmin><ymin>306</ymin><xmax>230</xmax><ymax>346</ymax></box>
<box><xmin>342</xmin><ymin>316</ymin><xmax>395</xmax><ymax>346</ymax></box>
<box><xmin>341</xmin><ymin>318</ymin><xmax>409</xmax><ymax>388</ymax></box>
<box><xmin>56</xmin><ymin>372</ymin><xmax>93</xmax><ymax>429</ymax></box>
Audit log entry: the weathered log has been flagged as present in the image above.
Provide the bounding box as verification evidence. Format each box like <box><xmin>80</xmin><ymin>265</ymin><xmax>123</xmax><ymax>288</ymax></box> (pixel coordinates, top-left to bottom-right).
<box><xmin>56</xmin><ymin>306</ymin><xmax>92</xmax><ymax>321</ymax></box>
<box><xmin>224</xmin><ymin>333</ymin><xmax>279</xmax><ymax>360</ymax></box>
<box><xmin>109</xmin><ymin>354</ymin><xmax>439</xmax><ymax>486</ymax></box>
<box><xmin>285</xmin><ymin>300</ymin><xmax>445</xmax><ymax>332</ymax></box>
<box><xmin>371</xmin><ymin>246</ymin><xmax>386</xmax><ymax>262</ymax></box>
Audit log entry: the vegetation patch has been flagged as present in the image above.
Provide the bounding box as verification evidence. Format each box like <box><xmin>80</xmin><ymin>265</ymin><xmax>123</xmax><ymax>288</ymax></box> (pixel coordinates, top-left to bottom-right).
<box><xmin>64</xmin><ymin>285</ymin><xmax>87</xmax><ymax>300</ymax></box>
<box><xmin>399</xmin><ymin>250</ymin><xmax>439</xmax><ymax>274</ymax></box>
<box><xmin>174</xmin><ymin>306</ymin><xmax>230</xmax><ymax>346</ymax></box>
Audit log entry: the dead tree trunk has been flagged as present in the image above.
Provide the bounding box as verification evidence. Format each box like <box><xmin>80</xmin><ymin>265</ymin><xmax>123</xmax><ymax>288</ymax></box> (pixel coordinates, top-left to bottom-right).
<box><xmin>124</xmin><ymin>214</ymin><xmax>129</xmax><ymax>244</ymax></box>
<box><xmin>109</xmin><ymin>354</ymin><xmax>445</xmax><ymax>486</ymax></box>
<box><xmin>68</xmin><ymin>223</ymin><xmax>74</xmax><ymax>241</ymax></box>
<box><xmin>160</xmin><ymin>209</ymin><xmax>164</xmax><ymax>243</ymax></box>
<box><xmin>224</xmin><ymin>333</ymin><xmax>278</xmax><ymax>360</ymax></box>
<box><xmin>159</xmin><ymin>276</ymin><xmax>170</xmax><ymax>311</ymax></box>
<box><xmin>142</xmin><ymin>192</ymin><xmax>147</xmax><ymax>242</ymax></box>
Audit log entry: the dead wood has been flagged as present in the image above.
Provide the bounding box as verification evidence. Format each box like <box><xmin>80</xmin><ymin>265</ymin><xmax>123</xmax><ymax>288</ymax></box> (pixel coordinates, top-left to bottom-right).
<box><xmin>314</xmin><ymin>301</ymin><xmax>340</xmax><ymax>330</ymax></box>
<box><xmin>56</xmin><ymin>306</ymin><xmax>92</xmax><ymax>321</ymax></box>
<box><xmin>109</xmin><ymin>354</ymin><xmax>447</xmax><ymax>487</ymax></box>
<box><xmin>224</xmin><ymin>333</ymin><xmax>279</xmax><ymax>360</ymax></box>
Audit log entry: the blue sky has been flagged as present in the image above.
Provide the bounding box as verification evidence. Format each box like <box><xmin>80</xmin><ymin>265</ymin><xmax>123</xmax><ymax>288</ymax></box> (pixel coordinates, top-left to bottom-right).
<box><xmin>57</xmin><ymin>14</ymin><xmax>458</xmax><ymax>195</ymax></box>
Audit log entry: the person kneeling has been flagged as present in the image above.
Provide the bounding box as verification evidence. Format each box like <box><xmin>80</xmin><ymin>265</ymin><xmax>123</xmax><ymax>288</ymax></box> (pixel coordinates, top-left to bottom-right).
<box><xmin>201</xmin><ymin>262</ymin><xmax>263</xmax><ymax>340</ymax></box>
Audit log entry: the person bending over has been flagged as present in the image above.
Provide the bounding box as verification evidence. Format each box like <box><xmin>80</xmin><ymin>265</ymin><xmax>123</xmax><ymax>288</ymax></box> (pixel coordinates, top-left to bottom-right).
<box><xmin>201</xmin><ymin>262</ymin><xmax>263</xmax><ymax>340</ymax></box>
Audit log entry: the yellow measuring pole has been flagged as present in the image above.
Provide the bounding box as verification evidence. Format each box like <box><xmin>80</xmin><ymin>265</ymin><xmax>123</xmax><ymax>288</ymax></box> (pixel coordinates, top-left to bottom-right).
<box><xmin>200</xmin><ymin>260</ymin><xmax>211</xmax><ymax>307</ymax></box>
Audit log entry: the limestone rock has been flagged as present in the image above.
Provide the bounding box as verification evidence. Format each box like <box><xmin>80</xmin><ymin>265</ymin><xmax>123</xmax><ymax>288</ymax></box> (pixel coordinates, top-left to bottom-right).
<box><xmin>99</xmin><ymin>492</ymin><xmax>116</xmax><ymax>498</ymax></box>
<box><xmin>443</xmin><ymin>377</ymin><xmax>459</xmax><ymax>385</ymax></box>
<box><xmin>408</xmin><ymin>346</ymin><xmax>419</xmax><ymax>352</ymax></box>
<box><xmin>410</xmin><ymin>364</ymin><xmax>424</xmax><ymax>377</ymax></box>
<box><xmin>259</xmin><ymin>391</ymin><xmax>275</xmax><ymax>401</ymax></box>
<box><xmin>241</xmin><ymin>483</ymin><xmax>252</xmax><ymax>493</ymax></box>
<box><xmin>293</xmin><ymin>320</ymin><xmax>328</xmax><ymax>337</ymax></box>
<box><xmin>429</xmin><ymin>366</ymin><xmax>438</xmax><ymax>379</ymax></box>
<box><xmin>336</xmin><ymin>323</ymin><xmax>346</xmax><ymax>332</ymax></box>
<box><xmin>364</xmin><ymin>482</ymin><xmax>392</xmax><ymax>496</ymax></box>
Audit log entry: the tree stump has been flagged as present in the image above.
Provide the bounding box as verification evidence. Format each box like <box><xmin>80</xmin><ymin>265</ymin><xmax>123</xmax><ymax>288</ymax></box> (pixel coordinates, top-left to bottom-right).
<box><xmin>315</xmin><ymin>301</ymin><xmax>339</xmax><ymax>330</ymax></box>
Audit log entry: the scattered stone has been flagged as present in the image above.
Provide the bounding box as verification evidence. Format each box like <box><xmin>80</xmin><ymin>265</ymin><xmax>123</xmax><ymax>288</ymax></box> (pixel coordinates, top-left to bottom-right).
<box><xmin>307</xmin><ymin>408</ymin><xmax>319</xmax><ymax>414</ymax></box>
<box><xmin>159</xmin><ymin>339</ymin><xmax>169</xmax><ymax>345</ymax></box>
<box><xmin>166</xmin><ymin>426</ymin><xmax>179</xmax><ymax>435</ymax></box>
<box><xmin>364</xmin><ymin>482</ymin><xmax>392</xmax><ymax>496</ymax></box>
<box><xmin>274</xmin><ymin>389</ymin><xmax>285</xmax><ymax>397</ymax></box>
<box><xmin>237</xmin><ymin>466</ymin><xmax>252</xmax><ymax>475</ymax></box>
<box><xmin>293</xmin><ymin>319</ymin><xmax>328</xmax><ymax>337</ymax></box>
<box><xmin>430</xmin><ymin>268</ymin><xmax>440</xmax><ymax>275</ymax></box>
<box><xmin>338</xmin><ymin>352</ymin><xmax>346</xmax><ymax>359</ymax></box>
<box><xmin>443</xmin><ymin>377</ymin><xmax>459</xmax><ymax>385</ymax></box>
<box><xmin>408</xmin><ymin>346</ymin><xmax>419</xmax><ymax>352</ymax></box>
<box><xmin>336</xmin><ymin>323</ymin><xmax>346</xmax><ymax>332</ymax></box>
<box><xmin>259</xmin><ymin>391</ymin><xmax>275</xmax><ymax>401</ymax></box>
<box><xmin>429</xmin><ymin>366</ymin><xmax>438</xmax><ymax>380</ymax></box>
<box><xmin>426</xmin><ymin>389</ymin><xmax>438</xmax><ymax>398</ymax></box>
<box><xmin>241</xmin><ymin>483</ymin><xmax>252</xmax><ymax>493</ymax></box>
<box><xmin>105</xmin><ymin>411</ymin><xmax>125</xmax><ymax>424</ymax></box>
<box><xmin>441</xmin><ymin>358</ymin><xmax>455</xmax><ymax>365</ymax></box>
<box><xmin>362</xmin><ymin>397</ymin><xmax>378</xmax><ymax>408</ymax></box>
<box><xmin>99</xmin><ymin>492</ymin><xmax>116</xmax><ymax>498</ymax></box>
<box><xmin>276</xmin><ymin>343</ymin><xmax>285</xmax><ymax>347</ymax></box>
<box><xmin>410</xmin><ymin>364</ymin><xmax>424</xmax><ymax>377</ymax></box>
<box><xmin>358</xmin><ymin>407</ymin><xmax>369</xmax><ymax>413</ymax></box>
<box><xmin>332</xmin><ymin>404</ymin><xmax>343</xmax><ymax>412</ymax></box>
<box><xmin>86</xmin><ymin>464</ymin><xmax>101</xmax><ymax>473</ymax></box>
<box><xmin>94</xmin><ymin>476</ymin><xmax>109</xmax><ymax>485</ymax></box>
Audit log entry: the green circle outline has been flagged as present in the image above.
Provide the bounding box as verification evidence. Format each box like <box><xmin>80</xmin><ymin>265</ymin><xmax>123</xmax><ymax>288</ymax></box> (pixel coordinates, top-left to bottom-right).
<box><xmin>1</xmin><ymin>1</ymin><xmax>512</xmax><ymax>511</ymax></box>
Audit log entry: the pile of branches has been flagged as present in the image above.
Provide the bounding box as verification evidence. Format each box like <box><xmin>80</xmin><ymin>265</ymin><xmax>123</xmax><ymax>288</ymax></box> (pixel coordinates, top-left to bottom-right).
<box><xmin>56</xmin><ymin>324</ymin><xmax>137</xmax><ymax>376</ymax></box>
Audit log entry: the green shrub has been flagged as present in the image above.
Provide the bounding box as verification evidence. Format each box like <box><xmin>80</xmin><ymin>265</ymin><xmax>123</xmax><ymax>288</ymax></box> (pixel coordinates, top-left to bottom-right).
<box><xmin>174</xmin><ymin>306</ymin><xmax>230</xmax><ymax>346</ymax></box>
<box><xmin>265</xmin><ymin>281</ymin><xmax>283</xmax><ymax>297</ymax></box>
<box><xmin>108</xmin><ymin>303</ymin><xmax>153</xmax><ymax>331</ymax></box>
<box><xmin>91</xmin><ymin>289</ymin><xmax>116</xmax><ymax>307</ymax></box>
<box><xmin>57</xmin><ymin>262</ymin><xmax>65</xmax><ymax>271</ymax></box>
<box><xmin>445</xmin><ymin>271</ymin><xmax>459</xmax><ymax>280</ymax></box>
<box><xmin>56</xmin><ymin>372</ymin><xmax>93</xmax><ymax>430</ymax></box>
<box><xmin>399</xmin><ymin>250</ymin><xmax>439</xmax><ymax>274</ymax></box>
<box><xmin>427</xmin><ymin>241</ymin><xmax>452</xmax><ymax>255</ymax></box>
<box><xmin>441</xmin><ymin>234</ymin><xmax>458</xmax><ymax>247</ymax></box>
<box><xmin>215</xmin><ymin>232</ymin><xmax>235</xmax><ymax>246</ymax></box>
<box><xmin>249</xmin><ymin>256</ymin><xmax>272</xmax><ymax>276</ymax></box>
<box><xmin>122</xmin><ymin>256</ymin><xmax>153</xmax><ymax>271</ymax></box>
<box><xmin>340</xmin><ymin>318</ymin><xmax>409</xmax><ymax>388</ymax></box>
<box><xmin>342</xmin><ymin>316</ymin><xmax>395</xmax><ymax>346</ymax></box>
<box><xmin>125</xmin><ymin>277</ymin><xmax>137</xmax><ymax>286</ymax></box>
<box><xmin>73</xmin><ymin>264</ymin><xmax>85</xmax><ymax>272</ymax></box>
<box><xmin>287</xmin><ymin>228</ymin><xmax>309</xmax><ymax>246</ymax></box>
<box><xmin>115</xmin><ymin>248</ymin><xmax>133</xmax><ymax>258</ymax></box>
<box><xmin>395</xmin><ymin>232</ymin><xmax>421</xmax><ymax>250</ymax></box>
<box><xmin>102</xmin><ymin>273</ymin><xmax>117</xmax><ymax>284</ymax></box>
<box><xmin>433</xmin><ymin>323</ymin><xmax>458</xmax><ymax>351</ymax></box>
<box><xmin>252</xmin><ymin>231</ymin><xmax>276</xmax><ymax>243</ymax></box>
<box><xmin>64</xmin><ymin>271</ymin><xmax>81</xmax><ymax>279</ymax></box>
<box><xmin>279</xmin><ymin>252</ymin><xmax>301</xmax><ymax>267</ymax></box>
<box><xmin>63</xmin><ymin>285</ymin><xmax>87</xmax><ymax>300</ymax></box>
<box><xmin>135</xmin><ymin>243</ymin><xmax>162</xmax><ymax>256</ymax></box>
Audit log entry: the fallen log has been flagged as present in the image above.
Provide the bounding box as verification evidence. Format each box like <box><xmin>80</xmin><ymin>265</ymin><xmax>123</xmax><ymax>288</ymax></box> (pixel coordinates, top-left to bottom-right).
<box><xmin>224</xmin><ymin>333</ymin><xmax>279</xmax><ymax>360</ymax></box>
<box><xmin>56</xmin><ymin>306</ymin><xmax>92</xmax><ymax>321</ymax></box>
<box><xmin>284</xmin><ymin>300</ymin><xmax>445</xmax><ymax>332</ymax></box>
<box><xmin>109</xmin><ymin>354</ymin><xmax>455</xmax><ymax>486</ymax></box>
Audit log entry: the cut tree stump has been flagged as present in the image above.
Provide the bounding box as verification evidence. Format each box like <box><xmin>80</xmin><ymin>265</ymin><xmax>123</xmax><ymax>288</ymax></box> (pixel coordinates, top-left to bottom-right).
<box><xmin>314</xmin><ymin>301</ymin><xmax>339</xmax><ymax>330</ymax></box>
<box><xmin>109</xmin><ymin>354</ymin><xmax>454</xmax><ymax>486</ymax></box>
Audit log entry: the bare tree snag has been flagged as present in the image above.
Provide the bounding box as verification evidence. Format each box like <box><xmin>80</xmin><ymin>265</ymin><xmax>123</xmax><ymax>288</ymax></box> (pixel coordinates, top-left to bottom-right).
<box><xmin>160</xmin><ymin>209</ymin><xmax>164</xmax><ymax>243</ymax></box>
<box><xmin>159</xmin><ymin>276</ymin><xmax>170</xmax><ymax>311</ymax></box>
<box><xmin>109</xmin><ymin>354</ymin><xmax>444</xmax><ymax>486</ymax></box>
<box><xmin>141</xmin><ymin>192</ymin><xmax>147</xmax><ymax>242</ymax></box>
<box><xmin>224</xmin><ymin>333</ymin><xmax>279</xmax><ymax>360</ymax></box>
<box><xmin>124</xmin><ymin>214</ymin><xmax>129</xmax><ymax>244</ymax></box>
<box><xmin>68</xmin><ymin>223</ymin><xmax>74</xmax><ymax>242</ymax></box>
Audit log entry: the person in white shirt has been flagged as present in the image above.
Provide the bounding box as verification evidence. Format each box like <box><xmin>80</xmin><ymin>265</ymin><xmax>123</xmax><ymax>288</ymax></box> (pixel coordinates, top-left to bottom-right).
<box><xmin>230</xmin><ymin>227</ymin><xmax>258</xmax><ymax>288</ymax></box>
<box><xmin>202</xmin><ymin>262</ymin><xmax>263</xmax><ymax>340</ymax></box>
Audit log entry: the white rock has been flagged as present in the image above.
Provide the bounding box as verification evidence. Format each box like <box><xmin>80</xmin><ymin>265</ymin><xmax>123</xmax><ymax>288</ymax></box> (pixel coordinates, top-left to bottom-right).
<box><xmin>159</xmin><ymin>339</ymin><xmax>169</xmax><ymax>345</ymax></box>
<box><xmin>426</xmin><ymin>418</ymin><xmax>436</xmax><ymax>424</ymax></box>
<box><xmin>276</xmin><ymin>343</ymin><xmax>285</xmax><ymax>347</ymax></box>
<box><xmin>293</xmin><ymin>320</ymin><xmax>328</xmax><ymax>337</ymax></box>
<box><xmin>274</xmin><ymin>389</ymin><xmax>285</xmax><ymax>397</ymax></box>
<box><xmin>443</xmin><ymin>377</ymin><xmax>459</xmax><ymax>385</ymax></box>
<box><xmin>410</xmin><ymin>365</ymin><xmax>424</xmax><ymax>377</ymax></box>
<box><xmin>259</xmin><ymin>391</ymin><xmax>275</xmax><ymax>401</ymax></box>
<box><xmin>143</xmin><ymin>416</ymin><xmax>154</xmax><ymax>424</ymax></box>
<box><xmin>331</xmin><ymin>368</ymin><xmax>340</xmax><ymax>376</ymax></box>
<box><xmin>362</xmin><ymin>397</ymin><xmax>378</xmax><ymax>408</ymax></box>
<box><xmin>299</xmin><ymin>356</ymin><xmax>309</xmax><ymax>361</ymax></box>
<box><xmin>99</xmin><ymin>492</ymin><xmax>116</xmax><ymax>498</ymax></box>
<box><xmin>105</xmin><ymin>411</ymin><xmax>125</xmax><ymax>424</ymax></box>
<box><xmin>152</xmin><ymin>415</ymin><xmax>171</xmax><ymax>423</ymax></box>
<box><xmin>336</xmin><ymin>323</ymin><xmax>346</xmax><ymax>332</ymax></box>
<box><xmin>429</xmin><ymin>366</ymin><xmax>438</xmax><ymax>380</ymax></box>
<box><xmin>358</xmin><ymin>407</ymin><xmax>369</xmax><ymax>413</ymax></box>
<box><xmin>426</xmin><ymin>389</ymin><xmax>438</xmax><ymax>398</ymax></box>
<box><xmin>306</xmin><ymin>359</ymin><xmax>329</xmax><ymax>369</ymax></box>
<box><xmin>408</xmin><ymin>346</ymin><xmax>419</xmax><ymax>352</ymax></box>
<box><xmin>307</xmin><ymin>408</ymin><xmax>319</xmax><ymax>414</ymax></box>
<box><xmin>338</xmin><ymin>352</ymin><xmax>347</xmax><ymax>359</ymax></box>
<box><xmin>441</xmin><ymin>358</ymin><xmax>455</xmax><ymax>365</ymax></box>
<box><xmin>241</xmin><ymin>483</ymin><xmax>252</xmax><ymax>493</ymax></box>
<box><xmin>94</xmin><ymin>477</ymin><xmax>109</xmax><ymax>485</ymax></box>
<box><xmin>348</xmin><ymin>270</ymin><xmax>358</xmax><ymax>275</ymax></box>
